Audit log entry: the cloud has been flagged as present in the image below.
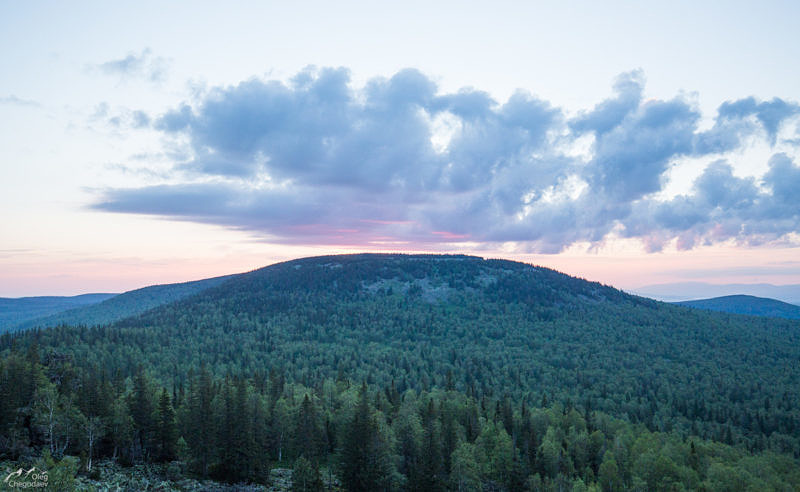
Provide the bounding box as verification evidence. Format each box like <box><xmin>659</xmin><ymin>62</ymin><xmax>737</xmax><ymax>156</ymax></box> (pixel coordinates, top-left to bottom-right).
<box><xmin>620</xmin><ymin>156</ymin><xmax>800</xmax><ymax>251</ymax></box>
<box><xmin>716</xmin><ymin>96</ymin><xmax>800</xmax><ymax>144</ymax></box>
<box><xmin>93</xmin><ymin>67</ymin><xmax>800</xmax><ymax>252</ymax></box>
<box><xmin>762</xmin><ymin>153</ymin><xmax>800</xmax><ymax>218</ymax></box>
<box><xmin>95</xmin><ymin>182</ymin><xmax>424</xmax><ymax>245</ymax></box>
<box><xmin>131</xmin><ymin>110</ymin><xmax>151</xmax><ymax>128</ymax></box>
<box><xmin>585</xmin><ymin>96</ymin><xmax>699</xmax><ymax>202</ymax></box>
<box><xmin>89</xmin><ymin>103</ymin><xmax>152</xmax><ymax>131</ymax></box>
<box><xmin>0</xmin><ymin>95</ymin><xmax>41</xmax><ymax>107</ymax></box>
<box><xmin>691</xmin><ymin>97</ymin><xmax>799</xmax><ymax>153</ymax></box>
<box><xmin>570</xmin><ymin>70</ymin><xmax>643</xmax><ymax>136</ymax></box>
<box><xmin>95</xmin><ymin>48</ymin><xmax>169</xmax><ymax>82</ymax></box>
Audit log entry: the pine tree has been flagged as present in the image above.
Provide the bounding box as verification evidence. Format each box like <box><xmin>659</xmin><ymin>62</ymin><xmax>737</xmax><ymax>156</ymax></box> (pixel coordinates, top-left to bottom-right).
<box><xmin>293</xmin><ymin>394</ymin><xmax>324</xmax><ymax>461</ymax></box>
<box><xmin>339</xmin><ymin>383</ymin><xmax>392</xmax><ymax>492</ymax></box>
<box><xmin>232</xmin><ymin>377</ymin><xmax>256</xmax><ymax>480</ymax></box>
<box><xmin>250</xmin><ymin>391</ymin><xmax>271</xmax><ymax>482</ymax></box>
<box><xmin>129</xmin><ymin>367</ymin><xmax>155</xmax><ymax>461</ymax></box>
<box><xmin>156</xmin><ymin>388</ymin><xmax>177</xmax><ymax>462</ymax></box>
<box><xmin>394</xmin><ymin>394</ymin><xmax>423</xmax><ymax>489</ymax></box>
<box><xmin>418</xmin><ymin>399</ymin><xmax>445</xmax><ymax>491</ymax></box>
<box><xmin>440</xmin><ymin>403</ymin><xmax>459</xmax><ymax>475</ymax></box>
<box><xmin>500</xmin><ymin>395</ymin><xmax>514</xmax><ymax>436</ymax></box>
<box><xmin>688</xmin><ymin>440</ymin><xmax>699</xmax><ymax>471</ymax></box>
<box><xmin>184</xmin><ymin>364</ymin><xmax>215</xmax><ymax>476</ymax></box>
<box><xmin>216</xmin><ymin>379</ymin><xmax>237</xmax><ymax>481</ymax></box>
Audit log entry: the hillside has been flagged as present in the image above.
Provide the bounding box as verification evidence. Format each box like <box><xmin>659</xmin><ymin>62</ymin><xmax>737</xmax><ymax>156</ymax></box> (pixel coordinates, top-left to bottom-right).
<box><xmin>8</xmin><ymin>255</ymin><xmax>800</xmax><ymax>446</ymax></box>
<box><xmin>11</xmin><ymin>274</ymin><xmax>235</xmax><ymax>332</ymax></box>
<box><xmin>2</xmin><ymin>254</ymin><xmax>799</xmax><ymax>490</ymax></box>
<box><xmin>677</xmin><ymin>294</ymin><xmax>800</xmax><ymax>320</ymax></box>
<box><xmin>0</xmin><ymin>293</ymin><xmax>116</xmax><ymax>332</ymax></box>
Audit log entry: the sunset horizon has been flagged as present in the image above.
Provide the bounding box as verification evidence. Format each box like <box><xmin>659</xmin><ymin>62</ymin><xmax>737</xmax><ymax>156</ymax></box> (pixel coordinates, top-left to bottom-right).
<box><xmin>3</xmin><ymin>2</ymin><xmax>800</xmax><ymax>298</ymax></box>
<box><xmin>2</xmin><ymin>3</ymin><xmax>800</xmax><ymax>488</ymax></box>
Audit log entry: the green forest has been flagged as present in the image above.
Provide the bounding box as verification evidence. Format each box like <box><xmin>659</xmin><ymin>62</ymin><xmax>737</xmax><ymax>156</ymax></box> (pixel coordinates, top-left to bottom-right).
<box><xmin>1</xmin><ymin>254</ymin><xmax>799</xmax><ymax>490</ymax></box>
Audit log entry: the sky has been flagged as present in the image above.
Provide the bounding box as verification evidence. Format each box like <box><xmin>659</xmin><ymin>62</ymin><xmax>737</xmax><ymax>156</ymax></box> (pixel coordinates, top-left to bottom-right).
<box><xmin>1</xmin><ymin>1</ymin><xmax>800</xmax><ymax>297</ymax></box>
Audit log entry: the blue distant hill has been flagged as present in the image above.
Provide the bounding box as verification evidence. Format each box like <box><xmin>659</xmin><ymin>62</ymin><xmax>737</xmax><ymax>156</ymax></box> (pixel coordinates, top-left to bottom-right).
<box><xmin>632</xmin><ymin>282</ymin><xmax>800</xmax><ymax>305</ymax></box>
<box><xmin>0</xmin><ymin>293</ymin><xmax>116</xmax><ymax>332</ymax></box>
<box><xmin>675</xmin><ymin>294</ymin><xmax>800</xmax><ymax>320</ymax></box>
<box><xmin>1</xmin><ymin>274</ymin><xmax>236</xmax><ymax>333</ymax></box>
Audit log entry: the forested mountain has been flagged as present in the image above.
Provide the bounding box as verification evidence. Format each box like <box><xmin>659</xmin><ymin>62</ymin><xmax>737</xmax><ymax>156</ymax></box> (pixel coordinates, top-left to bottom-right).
<box><xmin>9</xmin><ymin>274</ymin><xmax>234</xmax><ymax>332</ymax></box>
<box><xmin>0</xmin><ymin>293</ymin><xmax>115</xmax><ymax>332</ymax></box>
<box><xmin>676</xmin><ymin>295</ymin><xmax>800</xmax><ymax>320</ymax></box>
<box><xmin>1</xmin><ymin>254</ymin><xmax>799</xmax><ymax>490</ymax></box>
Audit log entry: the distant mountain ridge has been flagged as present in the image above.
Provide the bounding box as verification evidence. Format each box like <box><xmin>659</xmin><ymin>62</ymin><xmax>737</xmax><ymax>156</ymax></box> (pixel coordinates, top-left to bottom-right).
<box><xmin>4</xmin><ymin>254</ymin><xmax>800</xmax><ymax>489</ymax></box>
<box><xmin>676</xmin><ymin>294</ymin><xmax>800</xmax><ymax>320</ymax></box>
<box><xmin>0</xmin><ymin>293</ymin><xmax>116</xmax><ymax>332</ymax></box>
<box><xmin>8</xmin><ymin>253</ymin><xmax>800</xmax><ymax>461</ymax></box>
<box><xmin>631</xmin><ymin>281</ymin><xmax>800</xmax><ymax>305</ymax></box>
<box><xmin>4</xmin><ymin>275</ymin><xmax>236</xmax><ymax>332</ymax></box>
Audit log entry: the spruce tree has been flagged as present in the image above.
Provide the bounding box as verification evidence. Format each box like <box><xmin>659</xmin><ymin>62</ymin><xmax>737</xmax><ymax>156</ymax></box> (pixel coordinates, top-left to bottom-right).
<box><xmin>418</xmin><ymin>399</ymin><xmax>445</xmax><ymax>491</ymax></box>
<box><xmin>156</xmin><ymin>388</ymin><xmax>177</xmax><ymax>462</ymax></box>
<box><xmin>185</xmin><ymin>364</ymin><xmax>215</xmax><ymax>476</ymax></box>
<box><xmin>129</xmin><ymin>367</ymin><xmax>155</xmax><ymax>461</ymax></box>
<box><xmin>293</xmin><ymin>394</ymin><xmax>324</xmax><ymax>461</ymax></box>
<box><xmin>232</xmin><ymin>377</ymin><xmax>256</xmax><ymax>481</ymax></box>
<box><xmin>339</xmin><ymin>383</ymin><xmax>392</xmax><ymax>492</ymax></box>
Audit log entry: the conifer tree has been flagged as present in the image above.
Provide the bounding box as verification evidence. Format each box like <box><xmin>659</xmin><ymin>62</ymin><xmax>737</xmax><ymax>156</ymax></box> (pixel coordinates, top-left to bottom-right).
<box><xmin>232</xmin><ymin>377</ymin><xmax>256</xmax><ymax>480</ymax></box>
<box><xmin>339</xmin><ymin>383</ymin><xmax>392</xmax><ymax>492</ymax></box>
<box><xmin>184</xmin><ymin>364</ymin><xmax>215</xmax><ymax>476</ymax></box>
<box><xmin>129</xmin><ymin>367</ymin><xmax>155</xmax><ymax>461</ymax></box>
<box><xmin>156</xmin><ymin>388</ymin><xmax>177</xmax><ymax>462</ymax></box>
<box><xmin>418</xmin><ymin>399</ymin><xmax>445</xmax><ymax>491</ymax></box>
<box><xmin>293</xmin><ymin>393</ymin><xmax>324</xmax><ymax>461</ymax></box>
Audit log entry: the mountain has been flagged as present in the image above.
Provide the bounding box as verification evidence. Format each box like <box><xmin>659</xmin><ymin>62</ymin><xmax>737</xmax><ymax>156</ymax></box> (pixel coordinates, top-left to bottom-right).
<box><xmin>0</xmin><ymin>293</ymin><xmax>116</xmax><ymax>332</ymax></box>
<box><xmin>2</xmin><ymin>253</ymin><xmax>799</xmax><ymax>489</ymax></box>
<box><xmin>8</xmin><ymin>274</ymin><xmax>235</xmax><ymax>332</ymax></box>
<box><xmin>8</xmin><ymin>254</ymin><xmax>800</xmax><ymax>450</ymax></box>
<box><xmin>631</xmin><ymin>281</ymin><xmax>800</xmax><ymax>305</ymax></box>
<box><xmin>676</xmin><ymin>294</ymin><xmax>800</xmax><ymax>319</ymax></box>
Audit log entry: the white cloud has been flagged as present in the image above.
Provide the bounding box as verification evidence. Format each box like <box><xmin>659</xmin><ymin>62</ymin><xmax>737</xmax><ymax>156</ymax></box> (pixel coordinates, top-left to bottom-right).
<box><xmin>93</xmin><ymin>67</ymin><xmax>800</xmax><ymax>252</ymax></box>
